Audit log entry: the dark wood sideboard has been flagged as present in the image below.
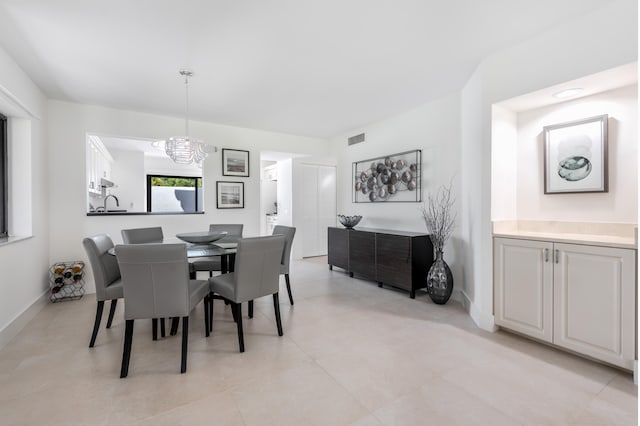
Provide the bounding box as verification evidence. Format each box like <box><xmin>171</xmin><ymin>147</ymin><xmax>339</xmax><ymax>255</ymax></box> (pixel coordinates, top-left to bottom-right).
<box><xmin>328</xmin><ymin>227</ymin><xmax>434</xmax><ymax>298</ymax></box>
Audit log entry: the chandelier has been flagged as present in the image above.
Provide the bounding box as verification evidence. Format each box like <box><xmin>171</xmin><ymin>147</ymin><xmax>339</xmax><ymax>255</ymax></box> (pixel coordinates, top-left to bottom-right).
<box><xmin>162</xmin><ymin>69</ymin><xmax>214</xmax><ymax>165</ymax></box>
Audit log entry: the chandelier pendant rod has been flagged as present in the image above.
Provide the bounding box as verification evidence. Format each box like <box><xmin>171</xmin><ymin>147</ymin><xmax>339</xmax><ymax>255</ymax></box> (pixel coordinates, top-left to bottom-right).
<box><xmin>180</xmin><ymin>69</ymin><xmax>193</xmax><ymax>139</ymax></box>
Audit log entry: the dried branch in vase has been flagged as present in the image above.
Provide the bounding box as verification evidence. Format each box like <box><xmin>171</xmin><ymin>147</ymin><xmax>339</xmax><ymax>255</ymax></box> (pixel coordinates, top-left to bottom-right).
<box><xmin>420</xmin><ymin>183</ymin><xmax>456</xmax><ymax>252</ymax></box>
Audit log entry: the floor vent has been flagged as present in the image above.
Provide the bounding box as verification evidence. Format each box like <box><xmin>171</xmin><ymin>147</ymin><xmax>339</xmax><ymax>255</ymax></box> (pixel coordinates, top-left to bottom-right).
<box><xmin>348</xmin><ymin>133</ymin><xmax>365</xmax><ymax>146</ymax></box>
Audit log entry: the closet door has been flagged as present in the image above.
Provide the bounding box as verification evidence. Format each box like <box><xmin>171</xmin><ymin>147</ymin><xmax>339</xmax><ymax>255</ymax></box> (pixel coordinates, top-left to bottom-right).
<box><xmin>300</xmin><ymin>164</ymin><xmax>336</xmax><ymax>257</ymax></box>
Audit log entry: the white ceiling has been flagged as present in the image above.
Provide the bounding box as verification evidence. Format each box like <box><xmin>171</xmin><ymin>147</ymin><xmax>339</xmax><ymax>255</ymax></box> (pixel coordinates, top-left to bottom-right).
<box><xmin>497</xmin><ymin>62</ymin><xmax>637</xmax><ymax>112</ymax></box>
<box><xmin>0</xmin><ymin>0</ymin><xmax>620</xmax><ymax>138</ymax></box>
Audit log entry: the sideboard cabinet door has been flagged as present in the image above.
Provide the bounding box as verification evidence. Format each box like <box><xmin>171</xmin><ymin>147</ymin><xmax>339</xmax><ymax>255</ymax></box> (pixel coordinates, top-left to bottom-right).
<box><xmin>376</xmin><ymin>233</ymin><xmax>412</xmax><ymax>291</ymax></box>
<box><xmin>349</xmin><ymin>230</ymin><xmax>376</xmax><ymax>280</ymax></box>
<box><xmin>328</xmin><ymin>227</ymin><xmax>349</xmax><ymax>272</ymax></box>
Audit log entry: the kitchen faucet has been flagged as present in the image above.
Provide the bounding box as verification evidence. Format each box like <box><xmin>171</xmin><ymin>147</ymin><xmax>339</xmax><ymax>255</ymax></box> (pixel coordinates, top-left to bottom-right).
<box><xmin>103</xmin><ymin>194</ymin><xmax>119</xmax><ymax>211</ymax></box>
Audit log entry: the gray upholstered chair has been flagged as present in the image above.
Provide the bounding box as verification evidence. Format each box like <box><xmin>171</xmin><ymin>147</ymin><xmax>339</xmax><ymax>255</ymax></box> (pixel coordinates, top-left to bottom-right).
<box><xmin>121</xmin><ymin>226</ymin><xmax>164</xmax><ymax>244</ymax></box>
<box><xmin>208</xmin><ymin>235</ymin><xmax>285</xmax><ymax>352</ymax></box>
<box><xmin>82</xmin><ymin>234</ymin><xmax>124</xmax><ymax>348</ymax></box>
<box><xmin>191</xmin><ymin>224</ymin><xmax>243</xmax><ymax>277</ymax></box>
<box><xmin>247</xmin><ymin>225</ymin><xmax>297</xmax><ymax>317</ymax></box>
<box><xmin>115</xmin><ymin>243</ymin><xmax>210</xmax><ymax>377</ymax></box>
<box><xmin>272</xmin><ymin>225</ymin><xmax>296</xmax><ymax>305</ymax></box>
<box><xmin>120</xmin><ymin>226</ymin><xmax>172</xmax><ymax>336</ymax></box>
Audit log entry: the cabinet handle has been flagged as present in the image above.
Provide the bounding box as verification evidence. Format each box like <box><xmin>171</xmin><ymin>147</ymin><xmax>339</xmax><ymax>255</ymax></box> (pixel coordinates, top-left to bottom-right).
<box><xmin>554</xmin><ymin>249</ymin><xmax>559</xmax><ymax>264</ymax></box>
<box><xmin>544</xmin><ymin>248</ymin><xmax>549</xmax><ymax>262</ymax></box>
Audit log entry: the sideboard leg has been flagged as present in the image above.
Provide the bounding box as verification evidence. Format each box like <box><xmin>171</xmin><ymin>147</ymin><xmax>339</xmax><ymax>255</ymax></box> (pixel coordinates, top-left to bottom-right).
<box><xmin>410</xmin><ymin>290</ymin><xmax>416</xmax><ymax>299</ymax></box>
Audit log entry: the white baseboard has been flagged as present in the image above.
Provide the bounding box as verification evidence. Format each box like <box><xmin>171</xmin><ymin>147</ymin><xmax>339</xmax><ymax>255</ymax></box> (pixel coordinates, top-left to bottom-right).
<box><xmin>458</xmin><ymin>289</ymin><xmax>497</xmax><ymax>332</ymax></box>
<box><xmin>0</xmin><ymin>290</ymin><xmax>49</xmax><ymax>350</ymax></box>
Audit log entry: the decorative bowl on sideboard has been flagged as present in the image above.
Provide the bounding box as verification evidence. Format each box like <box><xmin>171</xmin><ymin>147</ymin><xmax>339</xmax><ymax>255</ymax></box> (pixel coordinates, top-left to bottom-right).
<box><xmin>337</xmin><ymin>215</ymin><xmax>362</xmax><ymax>229</ymax></box>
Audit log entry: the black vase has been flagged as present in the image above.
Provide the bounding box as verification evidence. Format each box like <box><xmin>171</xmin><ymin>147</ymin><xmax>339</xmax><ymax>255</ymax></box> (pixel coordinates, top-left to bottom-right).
<box><xmin>427</xmin><ymin>250</ymin><xmax>453</xmax><ymax>304</ymax></box>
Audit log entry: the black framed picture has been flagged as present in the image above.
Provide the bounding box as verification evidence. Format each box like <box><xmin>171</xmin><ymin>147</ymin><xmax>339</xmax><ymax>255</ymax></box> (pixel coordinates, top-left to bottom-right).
<box><xmin>352</xmin><ymin>149</ymin><xmax>422</xmax><ymax>202</ymax></box>
<box><xmin>222</xmin><ymin>149</ymin><xmax>250</xmax><ymax>177</ymax></box>
<box><xmin>543</xmin><ymin>114</ymin><xmax>608</xmax><ymax>194</ymax></box>
<box><xmin>216</xmin><ymin>181</ymin><xmax>244</xmax><ymax>209</ymax></box>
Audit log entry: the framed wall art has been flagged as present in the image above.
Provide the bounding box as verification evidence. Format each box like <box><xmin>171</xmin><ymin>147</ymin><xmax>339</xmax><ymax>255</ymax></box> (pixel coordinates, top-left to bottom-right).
<box><xmin>216</xmin><ymin>181</ymin><xmax>244</xmax><ymax>209</ymax></box>
<box><xmin>222</xmin><ymin>149</ymin><xmax>250</xmax><ymax>177</ymax></box>
<box><xmin>543</xmin><ymin>114</ymin><xmax>608</xmax><ymax>194</ymax></box>
<box><xmin>352</xmin><ymin>149</ymin><xmax>422</xmax><ymax>203</ymax></box>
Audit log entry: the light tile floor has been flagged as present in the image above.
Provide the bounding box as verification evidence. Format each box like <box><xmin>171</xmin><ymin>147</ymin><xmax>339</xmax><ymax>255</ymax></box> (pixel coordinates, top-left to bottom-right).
<box><xmin>0</xmin><ymin>257</ymin><xmax>636</xmax><ymax>425</ymax></box>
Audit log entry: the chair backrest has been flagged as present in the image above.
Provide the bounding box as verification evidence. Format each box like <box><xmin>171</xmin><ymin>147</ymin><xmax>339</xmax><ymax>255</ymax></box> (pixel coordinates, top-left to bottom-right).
<box><xmin>233</xmin><ymin>235</ymin><xmax>285</xmax><ymax>302</ymax></box>
<box><xmin>209</xmin><ymin>224</ymin><xmax>243</xmax><ymax>243</ymax></box>
<box><xmin>272</xmin><ymin>225</ymin><xmax>296</xmax><ymax>272</ymax></box>
<box><xmin>115</xmin><ymin>243</ymin><xmax>191</xmax><ymax>320</ymax></box>
<box><xmin>121</xmin><ymin>227</ymin><xmax>164</xmax><ymax>244</ymax></box>
<box><xmin>82</xmin><ymin>234</ymin><xmax>121</xmax><ymax>301</ymax></box>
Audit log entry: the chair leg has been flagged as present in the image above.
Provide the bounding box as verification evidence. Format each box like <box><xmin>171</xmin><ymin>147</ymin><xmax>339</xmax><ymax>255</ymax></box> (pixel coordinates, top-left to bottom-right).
<box><xmin>273</xmin><ymin>293</ymin><xmax>283</xmax><ymax>336</ymax></box>
<box><xmin>120</xmin><ymin>320</ymin><xmax>134</xmax><ymax>378</ymax></box>
<box><xmin>208</xmin><ymin>292</ymin><xmax>214</xmax><ymax>330</ymax></box>
<box><xmin>106</xmin><ymin>299</ymin><xmax>118</xmax><ymax>328</ymax></box>
<box><xmin>89</xmin><ymin>301</ymin><xmax>104</xmax><ymax>348</ymax></box>
<box><xmin>248</xmin><ymin>300</ymin><xmax>254</xmax><ymax>318</ymax></box>
<box><xmin>152</xmin><ymin>319</ymin><xmax>158</xmax><ymax>341</ymax></box>
<box><xmin>160</xmin><ymin>318</ymin><xmax>166</xmax><ymax>338</ymax></box>
<box><xmin>285</xmin><ymin>274</ymin><xmax>294</xmax><ymax>305</ymax></box>
<box><xmin>208</xmin><ymin>295</ymin><xmax>214</xmax><ymax>337</ymax></box>
<box><xmin>233</xmin><ymin>303</ymin><xmax>244</xmax><ymax>353</ymax></box>
<box><xmin>170</xmin><ymin>317</ymin><xmax>180</xmax><ymax>335</ymax></box>
<box><xmin>204</xmin><ymin>296</ymin><xmax>210</xmax><ymax>337</ymax></box>
<box><xmin>230</xmin><ymin>301</ymin><xmax>238</xmax><ymax>323</ymax></box>
<box><xmin>181</xmin><ymin>316</ymin><xmax>189</xmax><ymax>374</ymax></box>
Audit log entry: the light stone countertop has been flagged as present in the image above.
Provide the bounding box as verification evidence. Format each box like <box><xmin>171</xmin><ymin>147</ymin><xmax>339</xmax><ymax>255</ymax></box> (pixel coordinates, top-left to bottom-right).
<box><xmin>492</xmin><ymin>221</ymin><xmax>637</xmax><ymax>250</ymax></box>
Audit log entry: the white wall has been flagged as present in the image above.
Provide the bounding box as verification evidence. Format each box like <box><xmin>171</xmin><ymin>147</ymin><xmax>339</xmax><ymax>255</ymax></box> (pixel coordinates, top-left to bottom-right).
<box><xmin>491</xmin><ymin>105</ymin><xmax>518</xmax><ymax>221</ymax></box>
<box><xmin>330</xmin><ymin>0</ymin><xmax>637</xmax><ymax>330</ymax></box>
<box><xmin>329</xmin><ymin>92</ymin><xmax>464</xmax><ymax>298</ymax></box>
<box><xmin>515</xmin><ymin>85</ymin><xmax>637</xmax><ymax>222</ymax></box>
<box><xmin>109</xmin><ymin>148</ymin><xmax>145</xmax><ymax>211</ymax></box>
<box><xmin>330</xmin><ymin>92</ymin><xmax>462</xmax><ymax>231</ymax></box>
<box><xmin>460</xmin><ymin>0</ymin><xmax>637</xmax><ymax>330</ymax></box>
<box><xmin>0</xmin><ymin>45</ymin><xmax>49</xmax><ymax>348</ymax></box>
<box><xmin>47</xmin><ymin>101</ymin><xmax>330</xmax><ymax>293</ymax></box>
<box><xmin>276</xmin><ymin>159</ymin><xmax>293</xmax><ymax>228</ymax></box>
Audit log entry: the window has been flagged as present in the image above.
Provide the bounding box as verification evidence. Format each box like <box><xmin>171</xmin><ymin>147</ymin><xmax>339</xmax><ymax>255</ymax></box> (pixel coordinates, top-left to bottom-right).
<box><xmin>146</xmin><ymin>175</ymin><xmax>203</xmax><ymax>213</ymax></box>
<box><xmin>0</xmin><ymin>114</ymin><xmax>7</xmax><ymax>238</ymax></box>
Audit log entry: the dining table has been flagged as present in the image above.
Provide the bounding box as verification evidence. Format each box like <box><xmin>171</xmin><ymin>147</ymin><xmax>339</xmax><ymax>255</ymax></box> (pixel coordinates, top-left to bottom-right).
<box><xmin>108</xmin><ymin>235</ymin><xmax>239</xmax><ymax>274</ymax></box>
<box><xmin>109</xmin><ymin>233</ymin><xmax>240</xmax><ymax>336</ymax></box>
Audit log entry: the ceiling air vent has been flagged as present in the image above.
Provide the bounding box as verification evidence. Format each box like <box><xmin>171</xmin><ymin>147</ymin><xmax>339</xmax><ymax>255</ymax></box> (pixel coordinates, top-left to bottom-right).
<box><xmin>348</xmin><ymin>133</ymin><xmax>365</xmax><ymax>146</ymax></box>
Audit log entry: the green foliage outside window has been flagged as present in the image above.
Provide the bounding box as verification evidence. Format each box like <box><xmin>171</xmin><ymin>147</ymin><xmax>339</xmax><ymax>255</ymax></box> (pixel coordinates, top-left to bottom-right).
<box><xmin>150</xmin><ymin>177</ymin><xmax>202</xmax><ymax>187</ymax></box>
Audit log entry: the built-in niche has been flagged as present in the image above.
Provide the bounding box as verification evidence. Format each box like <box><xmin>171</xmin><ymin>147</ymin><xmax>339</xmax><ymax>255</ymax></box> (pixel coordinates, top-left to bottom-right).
<box><xmin>491</xmin><ymin>63</ymin><xmax>637</xmax><ymax>224</ymax></box>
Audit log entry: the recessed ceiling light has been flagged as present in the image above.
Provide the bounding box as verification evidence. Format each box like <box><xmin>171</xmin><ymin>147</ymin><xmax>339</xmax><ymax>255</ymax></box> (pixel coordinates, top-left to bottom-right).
<box><xmin>552</xmin><ymin>88</ymin><xmax>584</xmax><ymax>99</ymax></box>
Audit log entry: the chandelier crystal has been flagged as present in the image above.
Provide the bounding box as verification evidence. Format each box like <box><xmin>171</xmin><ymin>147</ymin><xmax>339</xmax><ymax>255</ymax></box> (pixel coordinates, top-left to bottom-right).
<box><xmin>163</xmin><ymin>69</ymin><xmax>214</xmax><ymax>165</ymax></box>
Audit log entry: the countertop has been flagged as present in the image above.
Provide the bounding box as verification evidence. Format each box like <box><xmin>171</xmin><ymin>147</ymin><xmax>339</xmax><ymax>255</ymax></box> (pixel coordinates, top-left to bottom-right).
<box><xmin>492</xmin><ymin>221</ymin><xmax>637</xmax><ymax>250</ymax></box>
<box><xmin>87</xmin><ymin>211</ymin><xmax>205</xmax><ymax>216</ymax></box>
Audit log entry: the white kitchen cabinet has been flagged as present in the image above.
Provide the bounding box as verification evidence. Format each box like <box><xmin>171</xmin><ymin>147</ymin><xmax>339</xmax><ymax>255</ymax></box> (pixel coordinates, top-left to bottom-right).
<box><xmin>86</xmin><ymin>136</ymin><xmax>113</xmax><ymax>194</ymax></box>
<box><xmin>494</xmin><ymin>238</ymin><xmax>554</xmax><ymax>343</ymax></box>
<box><xmin>494</xmin><ymin>237</ymin><xmax>636</xmax><ymax>370</ymax></box>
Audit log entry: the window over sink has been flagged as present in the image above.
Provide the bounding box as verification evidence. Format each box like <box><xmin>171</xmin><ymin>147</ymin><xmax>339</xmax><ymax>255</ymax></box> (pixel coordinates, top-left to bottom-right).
<box><xmin>147</xmin><ymin>175</ymin><xmax>203</xmax><ymax>213</ymax></box>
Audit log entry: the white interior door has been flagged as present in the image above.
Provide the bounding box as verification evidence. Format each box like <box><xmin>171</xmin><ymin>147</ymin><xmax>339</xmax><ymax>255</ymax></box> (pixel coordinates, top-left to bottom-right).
<box><xmin>300</xmin><ymin>163</ymin><xmax>336</xmax><ymax>257</ymax></box>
